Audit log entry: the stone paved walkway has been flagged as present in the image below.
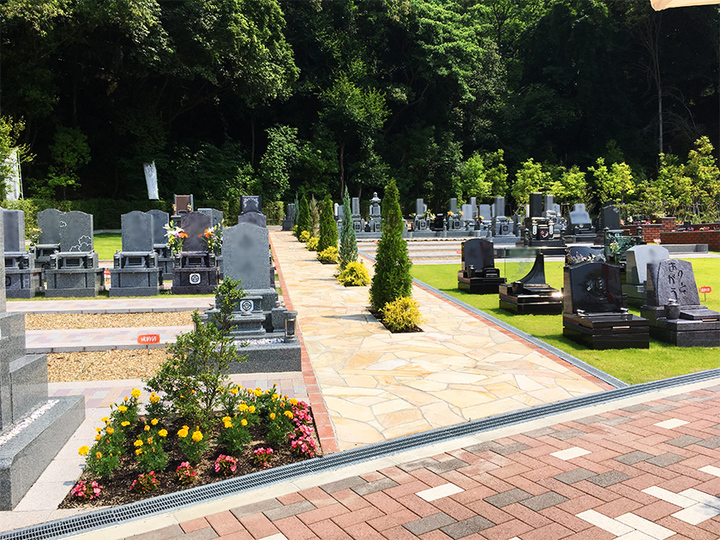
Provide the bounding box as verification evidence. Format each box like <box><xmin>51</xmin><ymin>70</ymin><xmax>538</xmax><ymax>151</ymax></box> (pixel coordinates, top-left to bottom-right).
<box><xmin>270</xmin><ymin>232</ymin><xmax>607</xmax><ymax>452</ymax></box>
<box><xmin>67</xmin><ymin>378</ymin><xmax>720</xmax><ymax>540</ymax></box>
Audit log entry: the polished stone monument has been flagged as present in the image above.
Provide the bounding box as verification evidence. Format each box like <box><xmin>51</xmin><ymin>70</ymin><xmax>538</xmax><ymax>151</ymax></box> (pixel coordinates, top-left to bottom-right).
<box><xmin>3</xmin><ymin>209</ymin><xmax>42</xmax><ymax>298</ymax></box>
<box><xmin>147</xmin><ymin>209</ymin><xmax>173</xmax><ymax>281</ymax></box>
<box><xmin>110</xmin><ymin>211</ymin><xmax>162</xmax><ymax>296</ymax></box>
<box><xmin>457</xmin><ymin>238</ymin><xmax>506</xmax><ymax>294</ymax></box>
<box><xmin>171</xmin><ymin>212</ymin><xmax>219</xmax><ymax>294</ymax></box>
<box><xmin>499</xmin><ymin>251</ymin><xmax>563</xmax><ymax>314</ymax></box>
<box><xmin>622</xmin><ymin>245</ymin><xmax>670</xmax><ymax>308</ymax></box>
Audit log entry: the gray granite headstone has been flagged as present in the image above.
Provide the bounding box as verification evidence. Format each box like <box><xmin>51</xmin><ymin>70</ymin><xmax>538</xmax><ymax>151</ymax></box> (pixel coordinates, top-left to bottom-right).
<box><xmin>1</xmin><ymin>215</ymin><xmax>6</xmax><ymax>310</ymax></box>
<box><xmin>646</xmin><ymin>259</ymin><xmax>700</xmax><ymax>307</ymax></box>
<box><xmin>223</xmin><ymin>222</ymin><xmax>271</xmax><ymax>290</ymax></box>
<box><xmin>415</xmin><ymin>199</ymin><xmax>426</xmax><ymax>215</ymax></box>
<box><xmin>479</xmin><ymin>204</ymin><xmax>492</xmax><ymax>220</ymax></box>
<box><xmin>461</xmin><ymin>204</ymin><xmax>474</xmax><ymax>219</ymax></box>
<box><xmin>3</xmin><ymin>209</ymin><xmax>25</xmax><ymax>252</ymax></box>
<box><xmin>198</xmin><ymin>208</ymin><xmax>224</xmax><ymax>229</ymax></box>
<box><xmin>286</xmin><ymin>204</ymin><xmax>296</xmax><ymax>222</ymax></box>
<box><xmin>238</xmin><ymin>212</ymin><xmax>266</xmax><ymax>228</ymax></box>
<box><xmin>241</xmin><ymin>195</ymin><xmax>262</xmax><ymax>214</ymax></box>
<box><xmin>626</xmin><ymin>245</ymin><xmax>669</xmax><ymax>286</ymax></box>
<box><xmin>449</xmin><ymin>198</ymin><xmax>458</xmax><ymax>214</ymax></box>
<box><xmin>573</xmin><ymin>203</ymin><xmax>586</xmax><ymax>212</ymax></box>
<box><xmin>351</xmin><ymin>197</ymin><xmax>361</xmax><ymax>216</ymax></box>
<box><xmin>180</xmin><ymin>212</ymin><xmax>211</xmax><ymax>251</ymax></box>
<box><xmin>37</xmin><ymin>208</ymin><xmax>63</xmax><ymax>245</ymax></box>
<box><xmin>146</xmin><ymin>209</ymin><xmax>170</xmax><ymax>245</ymax></box>
<box><xmin>121</xmin><ymin>211</ymin><xmax>154</xmax><ymax>252</ymax></box>
<box><xmin>337</xmin><ymin>206</ymin><xmax>344</xmax><ymax>220</ymax></box>
<box><xmin>494</xmin><ymin>197</ymin><xmax>506</xmax><ymax>218</ymax></box>
<box><xmin>59</xmin><ymin>211</ymin><xmax>93</xmax><ymax>252</ymax></box>
<box><xmin>543</xmin><ymin>194</ymin><xmax>554</xmax><ymax>214</ymax></box>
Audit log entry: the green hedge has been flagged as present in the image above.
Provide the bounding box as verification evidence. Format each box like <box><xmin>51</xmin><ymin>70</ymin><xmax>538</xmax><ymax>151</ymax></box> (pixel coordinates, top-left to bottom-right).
<box><xmin>1</xmin><ymin>198</ymin><xmax>285</xmax><ymax>234</ymax></box>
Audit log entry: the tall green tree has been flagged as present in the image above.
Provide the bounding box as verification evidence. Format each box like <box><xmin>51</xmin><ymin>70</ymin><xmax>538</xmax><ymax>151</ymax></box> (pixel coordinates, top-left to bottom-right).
<box><xmin>369</xmin><ymin>179</ymin><xmax>412</xmax><ymax>312</ymax></box>
<box><xmin>296</xmin><ymin>194</ymin><xmax>310</xmax><ymax>237</ymax></box>
<box><xmin>317</xmin><ymin>195</ymin><xmax>338</xmax><ymax>253</ymax></box>
<box><xmin>338</xmin><ymin>191</ymin><xmax>358</xmax><ymax>271</ymax></box>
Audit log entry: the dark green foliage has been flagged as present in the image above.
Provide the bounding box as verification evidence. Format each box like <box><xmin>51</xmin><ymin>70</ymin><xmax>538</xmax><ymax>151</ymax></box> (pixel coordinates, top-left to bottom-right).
<box><xmin>369</xmin><ymin>179</ymin><xmax>412</xmax><ymax>312</ymax></box>
<box><xmin>296</xmin><ymin>195</ymin><xmax>310</xmax><ymax>236</ymax></box>
<box><xmin>317</xmin><ymin>195</ymin><xmax>338</xmax><ymax>254</ymax></box>
<box><xmin>338</xmin><ymin>191</ymin><xmax>358</xmax><ymax>271</ymax></box>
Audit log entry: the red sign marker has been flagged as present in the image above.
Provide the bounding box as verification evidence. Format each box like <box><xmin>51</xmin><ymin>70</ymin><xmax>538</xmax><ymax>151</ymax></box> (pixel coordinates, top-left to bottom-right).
<box><xmin>700</xmin><ymin>286</ymin><xmax>712</xmax><ymax>294</ymax></box>
<box><xmin>137</xmin><ymin>334</ymin><xmax>160</xmax><ymax>344</ymax></box>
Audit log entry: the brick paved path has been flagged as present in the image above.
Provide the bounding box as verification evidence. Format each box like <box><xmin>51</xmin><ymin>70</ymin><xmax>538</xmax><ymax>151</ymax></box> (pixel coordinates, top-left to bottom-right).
<box><xmin>84</xmin><ymin>380</ymin><xmax>720</xmax><ymax>540</ymax></box>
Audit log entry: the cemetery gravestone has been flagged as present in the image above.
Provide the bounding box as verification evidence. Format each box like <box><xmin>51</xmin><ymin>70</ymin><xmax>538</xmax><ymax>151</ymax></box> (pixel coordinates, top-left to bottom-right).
<box><xmin>563</xmin><ymin>261</ymin><xmax>649</xmax><ymax>349</ymax></box>
<box><xmin>499</xmin><ymin>251</ymin><xmax>563</xmax><ymax>314</ymax></box>
<box><xmin>351</xmin><ymin>197</ymin><xmax>364</xmax><ymax>233</ymax></box>
<box><xmin>198</xmin><ymin>208</ymin><xmax>224</xmax><ymax>229</ymax></box>
<box><xmin>35</xmin><ymin>208</ymin><xmax>63</xmax><ymax>268</ymax></box>
<box><xmin>171</xmin><ymin>212</ymin><xmax>219</xmax><ymax>294</ymax></box>
<box><xmin>457</xmin><ymin>238</ymin><xmax>506</xmax><ymax>294</ymax></box>
<box><xmin>44</xmin><ymin>210</ymin><xmax>104</xmax><ymax>297</ymax></box>
<box><xmin>366</xmin><ymin>192</ymin><xmax>382</xmax><ymax>232</ymax></box>
<box><xmin>566</xmin><ymin>203</ymin><xmax>595</xmax><ymax>241</ymax></box>
<box><xmin>0</xmin><ymin>217</ymin><xmax>85</xmax><ymax>509</ymax></box>
<box><xmin>282</xmin><ymin>203</ymin><xmax>296</xmax><ymax>231</ymax></box>
<box><xmin>641</xmin><ymin>259</ymin><xmax>720</xmax><ymax>346</ymax></box>
<box><xmin>237</xmin><ymin>195</ymin><xmax>267</xmax><ymax>228</ymax></box>
<box><xmin>147</xmin><ymin>209</ymin><xmax>173</xmax><ymax>280</ymax></box>
<box><xmin>600</xmin><ymin>204</ymin><xmax>621</xmax><ymax>231</ymax></box>
<box><xmin>622</xmin><ymin>245</ymin><xmax>670</xmax><ymax>307</ymax></box>
<box><xmin>3</xmin><ymin>209</ymin><xmax>42</xmax><ymax>298</ymax></box>
<box><xmin>110</xmin><ymin>211</ymin><xmax>161</xmax><ymax>296</ymax></box>
<box><xmin>491</xmin><ymin>196</ymin><xmax>516</xmax><ymax>245</ymax></box>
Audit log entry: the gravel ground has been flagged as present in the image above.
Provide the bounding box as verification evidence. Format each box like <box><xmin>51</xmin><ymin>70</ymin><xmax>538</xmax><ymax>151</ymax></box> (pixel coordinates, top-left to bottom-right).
<box><xmin>26</xmin><ymin>311</ymin><xmax>195</xmax><ymax>330</ymax></box>
<box><xmin>48</xmin><ymin>349</ymin><xmax>173</xmax><ymax>382</ymax></box>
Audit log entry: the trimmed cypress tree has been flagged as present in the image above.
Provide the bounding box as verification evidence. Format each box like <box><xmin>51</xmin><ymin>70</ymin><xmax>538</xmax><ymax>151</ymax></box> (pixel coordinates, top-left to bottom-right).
<box><xmin>296</xmin><ymin>194</ymin><xmax>310</xmax><ymax>237</ymax></box>
<box><xmin>338</xmin><ymin>191</ymin><xmax>358</xmax><ymax>271</ymax></box>
<box><xmin>318</xmin><ymin>195</ymin><xmax>338</xmax><ymax>253</ymax></box>
<box><xmin>309</xmin><ymin>195</ymin><xmax>320</xmax><ymax>236</ymax></box>
<box><xmin>369</xmin><ymin>179</ymin><xmax>412</xmax><ymax>312</ymax></box>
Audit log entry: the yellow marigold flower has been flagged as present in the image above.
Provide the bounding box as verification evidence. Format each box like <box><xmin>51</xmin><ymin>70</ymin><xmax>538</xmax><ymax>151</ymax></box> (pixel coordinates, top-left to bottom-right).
<box><xmin>230</xmin><ymin>387</ymin><xmax>238</xmax><ymax>395</ymax></box>
<box><xmin>147</xmin><ymin>437</ymin><xmax>153</xmax><ymax>444</ymax></box>
<box><xmin>124</xmin><ymin>396</ymin><xmax>128</xmax><ymax>402</ymax></box>
<box><xmin>178</xmin><ymin>428</ymin><xmax>189</xmax><ymax>438</ymax></box>
<box><xmin>240</xmin><ymin>419</ymin><xmax>248</xmax><ymax>427</ymax></box>
<box><xmin>280</xmin><ymin>401</ymin><xmax>285</xmax><ymax>408</ymax></box>
<box><xmin>78</xmin><ymin>445</ymin><xmax>90</xmax><ymax>456</ymax></box>
<box><xmin>269</xmin><ymin>412</ymin><xmax>276</xmax><ymax>420</ymax></box>
<box><xmin>96</xmin><ymin>452</ymin><xmax>102</xmax><ymax>459</ymax></box>
<box><xmin>222</xmin><ymin>416</ymin><xmax>231</xmax><ymax>423</ymax></box>
<box><xmin>106</xmin><ymin>426</ymin><xmax>114</xmax><ymax>435</ymax></box>
<box><xmin>290</xmin><ymin>398</ymin><xmax>298</xmax><ymax>406</ymax></box>
<box><xmin>131</xmin><ymin>388</ymin><xmax>141</xmax><ymax>399</ymax></box>
<box><xmin>249</xmin><ymin>406</ymin><xmax>256</xmax><ymax>414</ymax></box>
<box><xmin>151</xmin><ymin>418</ymin><xmax>159</xmax><ymax>426</ymax></box>
<box><xmin>96</xmin><ymin>427</ymin><xmax>101</xmax><ymax>433</ymax></box>
<box><xmin>95</xmin><ymin>434</ymin><xmax>101</xmax><ymax>441</ymax></box>
<box><xmin>158</xmin><ymin>429</ymin><xmax>168</xmax><ymax>437</ymax></box>
<box><xmin>191</xmin><ymin>389</ymin><xmax>196</xmax><ymax>394</ymax></box>
<box><xmin>135</xmin><ymin>449</ymin><xmax>142</xmax><ymax>455</ymax></box>
<box><xmin>271</xmin><ymin>394</ymin><xmax>279</xmax><ymax>401</ymax></box>
<box><xmin>101</xmin><ymin>416</ymin><xmax>109</xmax><ymax>422</ymax></box>
<box><xmin>134</xmin><ymin>440</ymin><xmax>143</xmax><ymax>447</ymax></box>
<box><xmin>223</xmin><ymin>421</ymin><xmax>233</xmax><ymax>429</ymax></box>
<box><xmin>121</xmin><ymin>421</ymin><xmax>130</xmax><ymax>427</ymax></box>
<box><xmin>284</xmin><ymin>411</ymin><xmax>293</xmax><ymax>419</ymax></box>
<box><xmin>191</xmin><ymin>430</ymin><xmax>203</xmax><ymax>442</ymax></box>
<box><xmin>238</xmin><ymin>404</ymin><xmax>249</xmax><ymax>412</ymax></box>
<box><xmin>144</xmin><ymin>425</ymin><xmax>150</xmax><ymax>431</ymax></box>
<box><xmin>254</xmin><ymin>389</ymin><xmax>262</xmax><ymax>397</ymax></box>
<box><xmin>149</xmin><ymin>393</ymin><xmax>160</xmax><ymax>403</ymax></box>
<box><xmin>117</xmin><ymin>405</ymin><xmax>128</xmax><ymax>413</ymax></box>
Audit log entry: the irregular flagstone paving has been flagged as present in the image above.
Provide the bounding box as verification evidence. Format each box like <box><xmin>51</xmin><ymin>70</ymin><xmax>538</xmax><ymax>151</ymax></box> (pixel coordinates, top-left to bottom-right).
<box><xmin>271</xmin><ymin>231</ymin><xmax>607</xmax><ymax>451</ymax></box>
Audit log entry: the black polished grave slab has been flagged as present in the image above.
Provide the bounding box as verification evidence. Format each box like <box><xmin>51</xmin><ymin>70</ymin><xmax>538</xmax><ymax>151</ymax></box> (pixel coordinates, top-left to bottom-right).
<box><xmin>641</xmin><ymin>259</ymin><xmax>720</xmax><ymax>347</ymax></box>
<box><xmin>458</xmin><ymin>238</ymin><xmax>506</xmax><ymax>294</ymax></box>
<box><xmin>562</xmin><ymin>261</ymin><xmax>649</xmax><ymax>349</ymax></box>
<box><xmin>499</xmin><ymin>252</ymin><xmax>563</xmax><ymax>314</ymax></box>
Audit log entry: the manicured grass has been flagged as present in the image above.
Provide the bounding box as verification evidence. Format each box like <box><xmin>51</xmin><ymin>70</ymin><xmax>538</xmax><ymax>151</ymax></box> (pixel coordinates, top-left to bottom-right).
<box><xmin>412</xmin><ymin>257</ymin><xmax>720</xmax><ymax>385</ymax></box>
<box><xmin>94</xmin><ymin>233</ymin><xmax>122</xmax><ymax>260</ymax></box>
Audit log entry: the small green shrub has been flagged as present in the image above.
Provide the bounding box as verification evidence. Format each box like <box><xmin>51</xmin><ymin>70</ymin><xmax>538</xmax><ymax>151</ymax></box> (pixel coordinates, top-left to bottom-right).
<box><xmin>380</xmin><ymin>297</ymin><xmax>423</xmax><ymax>332</ymax></box>
<box><xmin>337</xmin><ymin>261</ymin><xmax>370</xmax><ymax>286</ymax></box>
<box><xmin>299</xmin><ymin>230</ymin><xmax>311</xmax><ymax>243</ymax></box>
<box><xmin>318</xmin><ymin>246</ymin><xmax>338</xmax><ymax>263</ymax></box>
<box><xmin>306</xmin><ymin>237</ymin><xmax>319</xmax><ymax>251</ymax></box>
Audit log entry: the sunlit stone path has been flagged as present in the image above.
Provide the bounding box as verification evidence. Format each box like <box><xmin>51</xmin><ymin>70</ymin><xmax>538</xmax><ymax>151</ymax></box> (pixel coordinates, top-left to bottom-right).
<box><xmin>270</xmin><ymin>231</ymin><xmax>607</xmax><ymax>451</ymax></box>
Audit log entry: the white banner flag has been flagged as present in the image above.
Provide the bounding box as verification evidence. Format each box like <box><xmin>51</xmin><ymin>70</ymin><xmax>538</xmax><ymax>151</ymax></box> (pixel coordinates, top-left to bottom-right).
<box><xmin>4</xmin><ymin>148</ymin><xmax>22</xmax><ymax>200</ymax></box>
<box><xmin>143</xmin><ymin>161</ymin><xmax>159</xmax><ymax>200</ymax></box>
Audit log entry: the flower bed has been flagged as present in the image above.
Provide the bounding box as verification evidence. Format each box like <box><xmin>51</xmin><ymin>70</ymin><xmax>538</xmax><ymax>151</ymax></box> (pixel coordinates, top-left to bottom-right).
<box><xmin>61</xmin><ymin>385</ymin><xmax>320</xmax><ymax>508</ymax></box>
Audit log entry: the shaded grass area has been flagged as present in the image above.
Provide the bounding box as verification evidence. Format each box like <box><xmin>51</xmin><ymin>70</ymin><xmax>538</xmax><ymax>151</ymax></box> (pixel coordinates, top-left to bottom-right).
<box><xmin>412</xmin><ymin>258</ymin><xmax>720</xmax><ymax>385</ymax></box>
<box><xmin>94</xmin><ymin>233</ymin><xmax>122</xmax><ymax>260</ymax></box>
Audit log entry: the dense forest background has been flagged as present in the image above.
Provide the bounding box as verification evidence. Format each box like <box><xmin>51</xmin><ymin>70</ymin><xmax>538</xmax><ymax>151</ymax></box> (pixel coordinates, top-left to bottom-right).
<box><xmin>2</xmin><ymin>0</ymin><xmax>720</xmax><ymax>220</ymax></box>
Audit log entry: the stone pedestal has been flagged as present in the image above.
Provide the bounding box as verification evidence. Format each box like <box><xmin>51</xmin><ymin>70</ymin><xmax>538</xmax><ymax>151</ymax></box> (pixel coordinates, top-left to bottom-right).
<box><xmin>154</xmin><ymin>244</ymin><xmax>174</xmax><ymax>281</ymax></box>
<box><xmin>171</xmin><ymin>251</ymin><xmax>219</xmax><ymax>294</ymax></box>
<box><xmin>4</xmin><ymin>251</ymin><xmax>43</xmax><ymax>298</ymax></box>
<box><xmin>44</xmin><ymin>252</ymin><xmax>104</xmax><ymax>297</ymax></box>
<box><xmin>498</xmin><ymin>254</ymin><xmax>563</xmax><ymax>314</ymax></box>
<box><xmin>110</xmin><ymin>251</ymin><xmax>162</xmax><ymax>297</ymax></box>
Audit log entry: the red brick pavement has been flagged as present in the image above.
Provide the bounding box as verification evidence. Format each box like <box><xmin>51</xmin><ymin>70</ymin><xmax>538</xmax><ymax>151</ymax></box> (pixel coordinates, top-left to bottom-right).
<box><xmin>123</xmin><ymin>384</ymin><xmax>720</xmax><ymax>540</ymax></box>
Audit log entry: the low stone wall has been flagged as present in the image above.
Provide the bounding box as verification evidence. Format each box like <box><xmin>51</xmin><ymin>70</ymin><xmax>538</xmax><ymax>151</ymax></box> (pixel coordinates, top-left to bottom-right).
<box><xmin>621</xmin><ymin>217</ymin><xmax>677</xmax><ymax>243</ymax></box>
<box><xmin>660</xmin><ymin>230</ymin><xmax>720</xmax><ymax>251</ymax></box>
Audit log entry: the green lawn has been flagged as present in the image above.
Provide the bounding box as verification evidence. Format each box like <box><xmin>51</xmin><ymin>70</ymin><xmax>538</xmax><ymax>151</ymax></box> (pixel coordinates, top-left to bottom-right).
<box><xmin>94</xmin><ymin>233</ymin><xmax>122</xmax><ymax>260</ymax></box>
<box><xmin>412</xmin><ymin>257</ymin><xmax>720</xmax><ymax>385</ymax></box>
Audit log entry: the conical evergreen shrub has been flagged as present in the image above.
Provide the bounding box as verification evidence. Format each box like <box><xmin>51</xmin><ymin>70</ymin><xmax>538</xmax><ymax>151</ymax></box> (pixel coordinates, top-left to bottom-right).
<box><xmin>296</xmin><ymin>195</ymin><xmax>310</xmax><ymax>238</ymax></box>
<box><xmin>338</xmin><ymin>191</ymin><xmax>358</xmax><ymax>271</ymax></box>
<box><xmin>369</xmin><ymin>179</ymin><xmax>412</xmax><ymax>312</ymax></box>
<box><xmin>309</xmin><ymin>196</ymin><xmax>320</xmax><ymax>236</ymax></box>
<box><xmin>318</xmin><ymin>195</ymin><xmax>338</xmax><ymax>254</ymax></box>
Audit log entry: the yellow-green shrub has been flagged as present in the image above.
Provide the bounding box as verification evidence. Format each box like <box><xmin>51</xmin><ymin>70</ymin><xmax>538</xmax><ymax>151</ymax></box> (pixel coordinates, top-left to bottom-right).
<box><xmin>306</xmin><ymin>237</ymin><xmax>319</xmax><ymax>251</ymax></box>
<box><xmin>380</xmin><ymin>297</ymin><xmax>424</xmax><ymax>332</ymax></box>
<box><xmin>299</xmin><ymin>230</ymin><xmax>311</xmax><ymax>243</ymax></box>
<box><xmin>318</xmin><ymin>246</ymin><xmax>338</xmax><ymax>263</ymax></box>
<box><xmin>337</xmin><ymin>261</ymin><xmax>370</xmax><ymax>286</ymax></box>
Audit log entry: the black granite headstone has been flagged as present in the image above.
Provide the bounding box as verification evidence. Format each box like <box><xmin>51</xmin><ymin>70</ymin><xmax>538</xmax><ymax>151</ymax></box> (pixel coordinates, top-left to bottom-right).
<box><xmin>600</xmin><ymin>204</ymin><xmax>621</xmax><ymax>230</ymax></box>
<box><xmin>146</xmin><ymin>209</ymin><xmax>170</xmax><ymax>245</ymax></box>
<box><xmin>564</xmin><ymin>261</ymin><xmax>623</xmax><ymax>314</ymax></box>
<box><xmin>180</xmin><ymin>212</ymin><xmax>211</xmax><ymax>252</ymax></box>
<box><xmin>3</xmin><ymin>209</ymin><xmax>25</xmax><ymax>252</ymax></box>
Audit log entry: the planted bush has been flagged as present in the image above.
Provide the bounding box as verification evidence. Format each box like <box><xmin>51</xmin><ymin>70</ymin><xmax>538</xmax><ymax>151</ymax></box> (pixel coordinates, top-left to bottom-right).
<box><xmin>338</xmin><ymin>191</ymin><xmax>358</xmax><ymax>271</ymax></box>
<box><xmin>318</xmin><ymin>246</ymin><xmax>338</xmax><ymax>263</ymax></box>
<box><xmin>306</xmin><ymin>237</ymin><xmax>319</xmax><ymax>251</ymax></box>
<box><xmin>299</xmin><ymin>230</ymin><xmax>311</xmax><ymax>243</ymax></box>
<box><xmin>380</xmin><ymin>297</ymin><xmax>424</xmax><ymax>332</ymax></box>
<box><xmin>318</xmin><ymin>195</ymin><xmax>338</xmax><ymax>254</ymax></box>
<box><xmin>296</xmin><ymin>195</ymin><xmax>310</xmax><ymax>238</ymax></box>
<box><xmin>337</xmin><ymin>261</ymin><xmax>371</xmax><ymax>286</ymax></box>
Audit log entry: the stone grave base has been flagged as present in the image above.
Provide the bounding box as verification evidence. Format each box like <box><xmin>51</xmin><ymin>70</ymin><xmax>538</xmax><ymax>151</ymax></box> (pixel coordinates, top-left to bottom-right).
<box><xmin>157</xmin><ymin>257</ymin><xmax>173</xmax><ymax>281</ymax></box>
<box><xmin>44</xmin><ymin>268</ymin><xmax>105</xmax><ymax>297</ymax></box>
<box><xmin>0</xmin><ymin>395</ymin><xmax>85</xmax><ymax>510</ymax></box>
<box><xmin>499</xmin><ymin>286</ymin><xmax>563</xmax><ymax>315</ymax></box>
<box><xmin>525</xmin><ymin>238</ymin><xmax>566</xmax><ymax>248</ymax></box>
<box><xmin>172</xmin><ymin>267</ymin><xmax>219</xmax><ymax>295</ymax></box>
<box><xmin>5</xmin><ymin>268</ymin><xmax>43</xmax><ymax>299</ymax></box>
<box><xmin>109</xmin><ymin>268</ymin><xmax>162</xmax><ymax>297</ymax></box>
<box><xmin>563</xmin><ymin>313</ymin><xmax>650</xmax><ymax>349</ymax></box>
<box><xmin>458</xmin><ymin>275</ymin><xmax>506</xmax><ymax>295</ymax></box>
<box><xmin>622</xmin><ymin>283</ymin><xmax>647</xmax><ymax>308</ymax></box>
<box><xmin>563</xmin><ymin>234</ymin><xmax>597</xmax><ymax>244</ymax></box>
<box><xmin>491</xmin><ymin>235</ymin><xmax>520</xmax><ymax>246</ymax></box>
<box><xmin>641</xmin><ymin>305</ymin><xmax>720</xmax><ymax>347</ymax></box>
<box><xmin>229</xmin><ymin>340</ymin><xmax>302</xmax><ymax>373</ymax></box>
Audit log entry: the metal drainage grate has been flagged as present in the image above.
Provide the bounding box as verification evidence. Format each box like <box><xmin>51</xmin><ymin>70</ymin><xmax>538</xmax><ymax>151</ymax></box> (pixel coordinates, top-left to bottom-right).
<box><xmin>3</xmin><ymin>366</ymin><xmax>719</xmax><ymax>540</ymax></box>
